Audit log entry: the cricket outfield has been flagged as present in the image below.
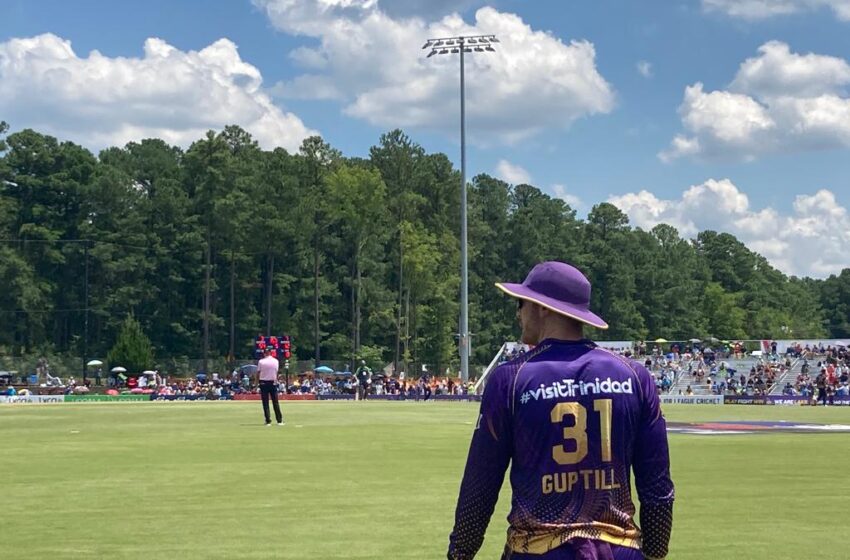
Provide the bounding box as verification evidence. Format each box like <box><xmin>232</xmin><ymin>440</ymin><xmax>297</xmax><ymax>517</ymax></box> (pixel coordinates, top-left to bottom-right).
<box><xmin>2</xmin><ymin>402</ymin><xmax>848</xmax><ymax>559</ymax></box>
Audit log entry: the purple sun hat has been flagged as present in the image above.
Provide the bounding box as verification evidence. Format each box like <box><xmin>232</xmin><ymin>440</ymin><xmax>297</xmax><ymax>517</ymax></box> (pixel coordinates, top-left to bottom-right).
<box><xmin>495</xmin><ymin>261</ymin><xmax>608</xmax><ymax>330</ymax></box>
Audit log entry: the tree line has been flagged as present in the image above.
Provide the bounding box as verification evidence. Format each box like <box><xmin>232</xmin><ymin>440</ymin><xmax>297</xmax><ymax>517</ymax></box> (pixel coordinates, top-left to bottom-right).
<box><xmin>1</xmin><ymin>121</ymin><xmax>848</xmax><ymax>375</ymax></box>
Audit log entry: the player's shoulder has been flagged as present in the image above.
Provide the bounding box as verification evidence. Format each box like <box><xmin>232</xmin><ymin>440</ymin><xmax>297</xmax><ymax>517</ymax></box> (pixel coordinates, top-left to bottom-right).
<box><xmin>486</xmin><ymin>346</ymin><xmax>543</xmax><ymax>390</ymax></box>
<box><xmin>485</xmin><ymin>363</ymin><xmax>511</xmax><ymax>389</ymax></box>
<box><xmin>494</xmin><ymin>345</ymin><xmax>538</xmax><ymax>372</ymax></box>
<box><xmin>589</xmin><ymin>346</ymin><xmax>653</xmax><ymax>378</ymax></box>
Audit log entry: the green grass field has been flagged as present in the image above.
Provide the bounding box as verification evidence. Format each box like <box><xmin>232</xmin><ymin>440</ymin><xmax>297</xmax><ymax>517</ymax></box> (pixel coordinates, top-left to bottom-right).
<box><xmin>2</xmin><ymin>401</ymin><xmax>849</xmax><ymax>559</ymax></box>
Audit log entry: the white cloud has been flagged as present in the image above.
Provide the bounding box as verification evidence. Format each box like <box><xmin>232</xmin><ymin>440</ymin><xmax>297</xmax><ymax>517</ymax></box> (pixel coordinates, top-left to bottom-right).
<box><xmin>495</xmin><ymin>159</ymin><xmax>531</xmax><ymax>184</ymax></box>
<box><xmin>730</xmin><ymin>41</ymin><xmax>850</xmax><ymax>98</ymax></box>
<box><xmin>662</xmin><ymin>42</ymin><xmax>850</xmax><ymax>161</ymax></box>
<box><xmin>552</xmin><ymin>184</ymin><xmax>583</xmax><ymax>210</ymax></box>
<box><xmin>0</xmin><ymin>33</ymin><xmax>317</xmax><ymax>151</ymax></box>
<box><xmin>289</xmin><ymin>46</ymin><xmax>329</xmax><ymax>69</ymax></box>
<box><xmin>255</xmin><ymin>1</ymin><xmax>615</xmax><ymax>143</ymax></box>
<box><xmin>378</xmin><ymin>0</ymin><xmax>487</xmax><ymax>19</ymax></box>
<box><xmin>609</xmin><ymin>178</ymin><xmax>850</xmax><ymax>278</ymax></box>
<box><xmin>637</xmin><ymin>60</ymin><xmax>653</xmax><ymax>78</ymax></box>
<box><xmin>703</xmin><ymin>0</ymin><xmax>850</xmax><ymax>21</ymax></box>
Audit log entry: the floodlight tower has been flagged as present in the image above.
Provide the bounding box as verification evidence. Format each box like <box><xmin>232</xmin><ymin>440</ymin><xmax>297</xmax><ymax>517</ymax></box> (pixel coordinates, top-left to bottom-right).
<box><xmin>422</xmin><ymin>34</ymin><xmax>499</xmax><ymax>383</ymax></box>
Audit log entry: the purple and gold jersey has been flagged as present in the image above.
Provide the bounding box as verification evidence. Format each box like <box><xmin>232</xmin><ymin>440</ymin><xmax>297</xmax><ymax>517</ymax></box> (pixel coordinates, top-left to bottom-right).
<box><xmin>448</xmin><ymin>339</ymin><xmax>674</xmax><ymax>560</ymax></box>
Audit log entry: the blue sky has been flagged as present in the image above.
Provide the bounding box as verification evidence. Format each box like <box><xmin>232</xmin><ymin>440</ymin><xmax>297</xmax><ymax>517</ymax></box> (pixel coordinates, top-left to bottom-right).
<box><xmin>2</xmin><ymin>0</ymin><xmax>849</xmax><ymax>278</ymax></box>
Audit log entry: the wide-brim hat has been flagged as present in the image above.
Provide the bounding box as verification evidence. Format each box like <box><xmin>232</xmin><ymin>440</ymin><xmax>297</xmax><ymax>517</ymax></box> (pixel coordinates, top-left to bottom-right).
<box><xmin>495</xmin><ymin>261</ymin><xmax>608</xmax><ymax>330</ymax></box>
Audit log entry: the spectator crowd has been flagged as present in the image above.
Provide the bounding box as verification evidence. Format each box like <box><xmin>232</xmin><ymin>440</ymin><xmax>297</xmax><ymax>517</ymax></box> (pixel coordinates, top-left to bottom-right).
<box><xmin>782</xmin><ymin>344</ymin><xmax>849</xmax><ymax>405</ymax></box>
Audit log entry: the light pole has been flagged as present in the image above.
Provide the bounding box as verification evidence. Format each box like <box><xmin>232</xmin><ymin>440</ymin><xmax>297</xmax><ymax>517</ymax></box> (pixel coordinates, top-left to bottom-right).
<box><xmin>423</xmin><ymin>34</ymin><xmax>498</xmax><ymax>383</ymax></box>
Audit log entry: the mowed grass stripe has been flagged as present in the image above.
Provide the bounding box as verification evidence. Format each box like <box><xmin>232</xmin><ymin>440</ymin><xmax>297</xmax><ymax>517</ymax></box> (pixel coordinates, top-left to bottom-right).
<box><xmin>1</xmin><ymin>402</ymin><xmax>848</xmax><ymax>559</ymax></box>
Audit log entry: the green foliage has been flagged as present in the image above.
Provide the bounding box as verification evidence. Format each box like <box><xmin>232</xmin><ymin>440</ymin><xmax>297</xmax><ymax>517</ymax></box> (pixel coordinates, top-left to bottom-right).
<box><xmin>357</xmin><ymin>344</ymin><xmax>386</xmax><ymax>371</ymax></box>
<box><xmin>0</xmin><ymin>123</ymin><xmax>846</xmax><ymax>374</ymax></box>
<box><xmin>107</xmin><ymin>315</ymin><xmax>154</xmax><ymax>373</ymax></box>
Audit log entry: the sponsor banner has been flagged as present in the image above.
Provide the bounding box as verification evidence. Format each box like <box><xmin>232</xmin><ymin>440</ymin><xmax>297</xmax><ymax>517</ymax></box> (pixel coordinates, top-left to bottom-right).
<box><xmin>520</xmin><ymin>377</ymin><xmax>634</xmax><ymax>406</ymax></box>
<box><xmin>724</xmin><ymin>395</ymin><xmax>791</xmax><ymax>406</ymax></box>
<box><xmin>317</xmin><ymin>394</ymin><xmax>355</xmax><ymax>400</ymax></box>
<box><xmin>660</xmin><ymin>395</ymin><xmax>724</xmax><ymax>405</ymax></box>
<box><xmin>64</xmin><ymin>394</ymin><xmax>149</xmax><ymax>402</ymax></box>
<box><xmin>0</xmin><ymin>395</ymin><xmax>65</xmax><ymax>404</ymax></box>
<box><xmin>316</xmin><ymin>394</ymin><xmax>481</xmax><ymax>401</ymax></box>
<box><xmin>668</xmin><ymin>420</ymin><xmax>850</xmax><ymax>435</ymax></box>
<box><xmin>150</xmin><ymin>393</ymin><xmax>233</xmax><ymax>401</ymax></box>
<box><xmin>233</xmin><ymin>393</ymin><xmax>316</xmax><ymax>401</ymax></box>
<box><xmin>433</xmin><ymin>394</ymin><xmax>482</xmax><ymax>402</ymax></box>
<box><xmin>724</xmin><ymin>395</ymin><xmax>850</xmax><ymax>406</ymax></box>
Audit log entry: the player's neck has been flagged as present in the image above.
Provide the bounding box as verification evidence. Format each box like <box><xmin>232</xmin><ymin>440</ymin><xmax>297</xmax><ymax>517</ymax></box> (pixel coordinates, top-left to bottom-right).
<box><xmin>536</xmin><ymin>318</ymin><xmax>584</xmax><ymax>344</ymax></box>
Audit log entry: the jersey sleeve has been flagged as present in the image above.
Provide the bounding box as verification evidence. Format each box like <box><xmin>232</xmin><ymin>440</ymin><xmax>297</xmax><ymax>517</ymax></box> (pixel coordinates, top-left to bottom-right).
<box><xmin>631</xmin><ymin>363</ymin><xmax>675</xmax><ymax>559</ymax></box>
<box><xmin>447</xmin><ymin>366</ymin><xmax>513</xmax><ymax>560</ymax></box>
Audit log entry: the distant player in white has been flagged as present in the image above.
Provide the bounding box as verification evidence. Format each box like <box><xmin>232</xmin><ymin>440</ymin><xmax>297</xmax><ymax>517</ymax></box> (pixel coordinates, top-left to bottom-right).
<box><xmin>257</xmin><ymin>348</ymin><xmax>284</xmax><ymax>426</ymax></box>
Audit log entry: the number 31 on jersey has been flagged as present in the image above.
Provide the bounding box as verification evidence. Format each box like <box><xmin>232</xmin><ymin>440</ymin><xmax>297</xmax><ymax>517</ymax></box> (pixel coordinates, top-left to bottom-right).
<box><xmin>550</xmin><ymin>399</ymin><xmax>613</xmax><ymax>465</ymax></box>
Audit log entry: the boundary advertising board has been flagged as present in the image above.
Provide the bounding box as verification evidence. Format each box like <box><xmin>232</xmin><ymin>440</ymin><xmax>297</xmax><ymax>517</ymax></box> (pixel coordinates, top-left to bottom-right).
<box><xmin>660</xmin><ymin>395</ymin><xmax>724</xmax><ymax>405</ymax></box>
<box><xmin>0</xmin><ymin>395</ymin><xmax>65</xmax><ymax>404</ymax></box>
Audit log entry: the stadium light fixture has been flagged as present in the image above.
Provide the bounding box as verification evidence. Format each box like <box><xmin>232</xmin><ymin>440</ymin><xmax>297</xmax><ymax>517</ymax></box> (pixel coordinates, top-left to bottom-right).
<box><xmin>421</xmin><ymin>34</ymin><xmax>498</xmax><ymax>383</ymax></box>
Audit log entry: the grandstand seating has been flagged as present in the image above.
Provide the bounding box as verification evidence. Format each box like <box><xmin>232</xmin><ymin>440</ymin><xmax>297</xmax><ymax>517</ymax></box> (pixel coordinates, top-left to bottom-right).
<box><xmin>477</xmin><ymin>342</ymin><xmax>836</xmax><ymax>399</ymax></box>
<box><xmin>667</xmin><ymin>367</ymin><xmax>710</xmax><ymax>396</ymax></box>
<box><xmin>769</xmin><ymin>359</ymin><xmax>803</xmax><ymax>395</ymax></box>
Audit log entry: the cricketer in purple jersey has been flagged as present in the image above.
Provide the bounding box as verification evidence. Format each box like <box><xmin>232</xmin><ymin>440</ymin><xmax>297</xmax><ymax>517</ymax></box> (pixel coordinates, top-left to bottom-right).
<box><xmin>448</xmin><ymin>262</ymin><xmax>674</xmax><ymax>560</ymax></box>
